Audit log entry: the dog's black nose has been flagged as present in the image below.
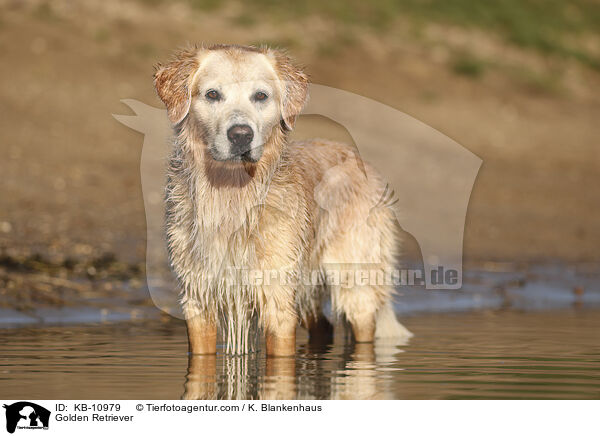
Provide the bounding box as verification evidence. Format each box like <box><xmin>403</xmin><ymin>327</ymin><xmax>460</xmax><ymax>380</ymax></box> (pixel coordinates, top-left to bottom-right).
<box><xmin>227</xmin><ymin>124</ymin><xmax>254</xmax><ymax>150</ymax></box>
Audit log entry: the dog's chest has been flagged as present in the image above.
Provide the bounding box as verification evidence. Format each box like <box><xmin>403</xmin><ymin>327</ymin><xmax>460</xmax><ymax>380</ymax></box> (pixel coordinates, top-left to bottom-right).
<box><xmin>192</xmin><ymin>203</ymin><xmax>263</xmax><ymax>272</ymax></box>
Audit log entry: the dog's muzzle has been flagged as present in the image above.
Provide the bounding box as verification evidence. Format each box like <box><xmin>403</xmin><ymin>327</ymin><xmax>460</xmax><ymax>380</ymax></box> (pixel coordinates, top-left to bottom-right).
<box><xmin>227</xmin><ymin>124</ymin><xmax>254</xmax><ymax>156</ymax></box>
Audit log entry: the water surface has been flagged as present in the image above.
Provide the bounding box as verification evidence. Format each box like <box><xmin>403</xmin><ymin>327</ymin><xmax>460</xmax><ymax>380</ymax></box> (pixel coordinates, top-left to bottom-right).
<box><xmin>1</xmin><ymin>309</ymin><xmax>599</xmax><ymax>399</ymax></box>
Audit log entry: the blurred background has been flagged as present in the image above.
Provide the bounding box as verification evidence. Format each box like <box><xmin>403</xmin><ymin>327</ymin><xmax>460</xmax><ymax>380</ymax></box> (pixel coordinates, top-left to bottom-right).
<box><xmin>1</xmin><ymin>0</ymin><xmax>599</xmax><ymax>315</ymax></box>
<box><xmin>1</xmin><ymin>0</ymin><xmax>600</xmax><ymax>400</ymax></box>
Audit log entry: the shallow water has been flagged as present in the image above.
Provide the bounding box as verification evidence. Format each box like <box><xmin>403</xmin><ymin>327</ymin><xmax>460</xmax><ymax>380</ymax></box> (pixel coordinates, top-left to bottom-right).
<box><xmin>1</xmin><ymin>309</ymin><xmax>599</xmax><ymax>399</ymax></box>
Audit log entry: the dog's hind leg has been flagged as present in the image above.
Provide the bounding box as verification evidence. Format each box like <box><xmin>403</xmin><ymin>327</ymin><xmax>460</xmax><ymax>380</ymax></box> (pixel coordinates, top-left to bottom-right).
<box><xmin>298</xmin><ymin>284</ymin><xmax>334</xmax><ymax>345</ymax></box>
<box><xmin>322</xmin><ymin>214</ymin><xmax>402</xmax><ymax>343</ymax></box>
<box><xmin>330</xmin><ymin>281</ymin><xmax>381</xmax><ymax>343</ymax></box>
<box><xmin>375</xmin><ymin>300</ymin><xmax>413</xmax><ymax>339</ymax></box>
<box><xmin>331</xmin><ymin>283</ymin><xmax>412</xmax><ymax>342</ymax></box>
<box><xmin>351</xmin><ymin>309</ymin><xmax>377</xmax><ymax>343</ymax></box>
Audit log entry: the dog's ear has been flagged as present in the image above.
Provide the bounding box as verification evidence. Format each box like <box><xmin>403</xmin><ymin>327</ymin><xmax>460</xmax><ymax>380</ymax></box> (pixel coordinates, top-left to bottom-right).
<box><xmin>153</xmin><ymin>48</ymin><xmax>200</xmax><ymax>124</ymax></box>
<box><xmin>270</xmin><ymin>50</ymin><xmax>309</xmax><ymax>131</ymax></box>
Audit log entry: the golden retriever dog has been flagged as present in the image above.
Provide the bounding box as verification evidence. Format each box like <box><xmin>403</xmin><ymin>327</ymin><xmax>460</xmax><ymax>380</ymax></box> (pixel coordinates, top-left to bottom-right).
<box><xmin>153</xmin><ymin>44</ymin><xmax>411</xmax><ymax>356</ymax></box>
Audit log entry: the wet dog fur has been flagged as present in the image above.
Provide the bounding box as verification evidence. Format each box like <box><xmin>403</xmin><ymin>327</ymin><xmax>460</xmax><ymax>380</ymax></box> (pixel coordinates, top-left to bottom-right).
<box><xmin>153</xmin><ymin>44</ymin><xmax>411</xmax><ymax>356</ymax></box>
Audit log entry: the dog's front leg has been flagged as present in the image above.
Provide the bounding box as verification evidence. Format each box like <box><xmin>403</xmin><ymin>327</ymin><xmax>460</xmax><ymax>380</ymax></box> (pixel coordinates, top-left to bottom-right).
<box><xmin>186</xmin><ymin>316</ymin><xmax>217</xmax><ymax>355</ymax></box>
<box><xmin>262</xmin><ymin>289</ymin><xmax>297</xmax><ymax>357</ymax></box>
<box><xmin>265</xmin><ymin>327</ymin><xmax>296</xmax><ymax>357</ymax></box>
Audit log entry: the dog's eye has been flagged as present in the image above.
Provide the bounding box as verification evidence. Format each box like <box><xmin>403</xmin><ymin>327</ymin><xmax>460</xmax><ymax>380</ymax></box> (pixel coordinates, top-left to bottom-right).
<box><xmin>205</xmin><ymin>90</ymin><xmax>221</xmax><ymax>101</ymax></box>
<box><xmin>254</xmin><ymin>91</ymin><xmax>268</xmax><ymax>102</ymax></box>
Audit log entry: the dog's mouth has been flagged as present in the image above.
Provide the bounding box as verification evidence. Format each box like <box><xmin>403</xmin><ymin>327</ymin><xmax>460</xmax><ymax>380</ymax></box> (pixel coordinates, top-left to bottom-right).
<box><xmin>225</xmin><ymin>152</ymin><xmax>258</xmax><ymax>163</ymax></box>
<box><xmin>208</xmin><ymin>147</ymin><xmax>260</xmax><ymax>163</ymax></box>
<box><xmin>240</xmin><ymin>150</ymin><xmax>259</xmax><ymax>163</ymax></box>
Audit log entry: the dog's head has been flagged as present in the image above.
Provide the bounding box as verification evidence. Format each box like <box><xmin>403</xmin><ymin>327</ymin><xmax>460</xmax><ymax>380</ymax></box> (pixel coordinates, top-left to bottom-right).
<box><xmin>154</xmin><ymin>44</ymin><xmax>308</xmax><ymax>163</ymax></box>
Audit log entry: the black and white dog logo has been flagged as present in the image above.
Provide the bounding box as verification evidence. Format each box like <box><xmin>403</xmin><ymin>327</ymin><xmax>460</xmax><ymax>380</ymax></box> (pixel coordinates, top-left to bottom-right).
<box><xmin>3</xmin><ymin>402</ymin><xmax>50</xmax><ymax>434</ymax></box>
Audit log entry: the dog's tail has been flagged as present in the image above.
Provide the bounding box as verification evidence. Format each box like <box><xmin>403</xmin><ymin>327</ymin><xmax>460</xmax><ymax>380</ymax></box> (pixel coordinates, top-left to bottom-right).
<box><xmin>375</xmin><ymin>301</ymin><xmax>413</xmax><ymax>339</ymax></box>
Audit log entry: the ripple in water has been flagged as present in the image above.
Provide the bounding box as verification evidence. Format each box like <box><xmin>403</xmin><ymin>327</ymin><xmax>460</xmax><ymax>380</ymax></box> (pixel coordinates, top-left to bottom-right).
<box><xmin>0</xmin><ymin>309</ymin><xmax>599</xmax><ymax>399</ymax></box>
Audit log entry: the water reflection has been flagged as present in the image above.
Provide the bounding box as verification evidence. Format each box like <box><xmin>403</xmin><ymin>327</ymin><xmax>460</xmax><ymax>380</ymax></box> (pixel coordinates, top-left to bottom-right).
<box><xmin>183</xmin><ymin>336</ymin><xmax>410</xmax><ymax>400</ymax></box>
<box><xmin>1</xmin><ymin>310</ymin><xmax>599</xmax><ymax>399</ymax></box>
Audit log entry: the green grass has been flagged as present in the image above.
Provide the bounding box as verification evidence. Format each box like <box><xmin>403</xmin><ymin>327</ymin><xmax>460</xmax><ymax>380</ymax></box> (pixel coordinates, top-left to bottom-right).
<box><xmin>396</xmin><ymin>0</ymin><xmax>600</xmax><ymax>69</ymax></box>
<box><xmin>33</xmin><ymin>1</ymin><xmax>60</xmax><ymax>22</ymax></box>
<box><xmin>139</xmin><ymin>0</ymin><xmax>220</xmax><ymax>10</ymax></box>
<box><xmin>136</xmin><ymin>0</ymin><xmax>600</xmax><ymax>70</ymax></box>
<box><xmin>505</xmin><ymin>65</ymin><xmax>564</xmax><ymax>94</ymax></box>
<box><xmin>244</xmin><ymin>0</ymin><xmax>401</xmax><ymax>30</ymax></box>
<box><xmin>134</xmin><ymin>42</ymin><xmax>157</xmax><ymax>58</ymax></box>
<box><xmin>248</xmin><ymin>0</ymin><xmax>600</xmax><ymax>69</ymax></box>
<box><xmin>187</xmin><ymin>0</ymin><xmax>222</xmax><ymax>11</ymax></box>
<box><xmin>93</xmin><ymin>28</ymin><xmax>111</xmax><ymax>43</ymax></box>
<box><xmin>452</xmin><ymin>54</ymin><xmax>486</xmax><ymax>78</ymax></box>
<box><xmin>231</xmin><ymin>13</ymin><xmax>257</xmax><ymax>28</ymax></box>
